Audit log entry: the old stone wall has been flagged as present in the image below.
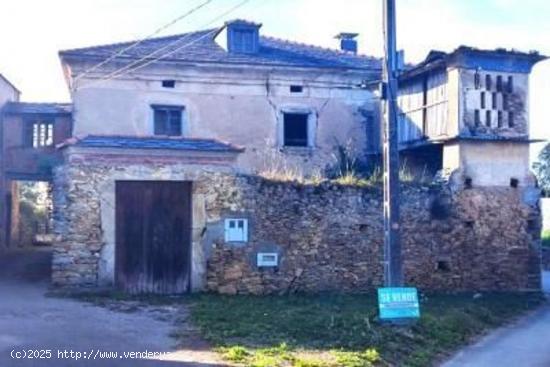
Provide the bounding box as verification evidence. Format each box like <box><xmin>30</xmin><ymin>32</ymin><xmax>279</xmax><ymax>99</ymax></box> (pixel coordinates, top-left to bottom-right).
<box><xmin>52</xmin><ymin>157</ymin><xmax>542</xmax><ymax>293</ymax></box>
<box><xmin>207</xmin><ymin>178</ymin><xmax>541</xmax><ymax>294</ymax></box>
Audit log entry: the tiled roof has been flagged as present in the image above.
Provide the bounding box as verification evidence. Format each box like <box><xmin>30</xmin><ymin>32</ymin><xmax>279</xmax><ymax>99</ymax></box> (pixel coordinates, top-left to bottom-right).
<box><xmin>59</xmin><ymin>135</ymin><xmax>244</xmax><ymax>153</ymax></box>
<box><xmin>401</xmin><ymin>46</ymin><xmax>546</xmax><ymax>80</ymax></box>
<box><xmin>59</xmin><ymin>28</ymin><xmax>381</xmax><ymax>71</ymax></box>
<box><xmin>3</xmin><ymin>102</ymin><xmax>72</xmax><ymax>115</ymax></box>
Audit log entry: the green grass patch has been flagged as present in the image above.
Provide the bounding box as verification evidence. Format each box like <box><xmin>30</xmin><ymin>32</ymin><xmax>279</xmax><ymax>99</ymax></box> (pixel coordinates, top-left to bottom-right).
<box><xmin>187</xmin><ymin>292</ymin><xmax>543</xmax><ymax>367</ymax></box>
<box><xmin>542</xmin><ymin>230</ymin><xmax>550</xmax><ymax>248</ymax></box>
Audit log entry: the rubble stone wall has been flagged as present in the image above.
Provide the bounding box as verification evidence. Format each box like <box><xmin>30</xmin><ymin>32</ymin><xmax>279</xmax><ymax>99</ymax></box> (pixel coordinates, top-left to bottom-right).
<box><xmin>53</xmin><ymin>158</ymin><xmax>542</xmax><ymax>293</ymax></box>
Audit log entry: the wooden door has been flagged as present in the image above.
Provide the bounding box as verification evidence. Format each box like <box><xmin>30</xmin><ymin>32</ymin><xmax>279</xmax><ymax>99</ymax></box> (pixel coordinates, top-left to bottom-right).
<box><xmin>115</xmin><ymin>181</ymin><xmax>192</xmax><ymax>294</ymax></box>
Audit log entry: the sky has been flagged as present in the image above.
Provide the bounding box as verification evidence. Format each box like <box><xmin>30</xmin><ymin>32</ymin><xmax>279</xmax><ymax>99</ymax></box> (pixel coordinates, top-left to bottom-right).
<box><xmin>0</xmin><ymin>0</ymin><xmax>548</xmax><ymax>141</ymax></box>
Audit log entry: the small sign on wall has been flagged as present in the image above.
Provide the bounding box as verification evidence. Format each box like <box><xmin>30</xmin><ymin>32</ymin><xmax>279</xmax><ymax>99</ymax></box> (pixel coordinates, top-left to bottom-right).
<box><xmin>257</xmin><ymin>252</ymin><xmax>278</xmax><ymax>267</ymax></box>
<box><xmin>378</xmin><ymin>287</ymin><xmax>420</xmax><ymax>322</ymax></box>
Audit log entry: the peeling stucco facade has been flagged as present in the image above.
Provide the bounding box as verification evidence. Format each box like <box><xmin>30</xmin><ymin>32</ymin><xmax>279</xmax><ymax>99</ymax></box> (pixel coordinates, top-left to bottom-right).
<box><xmin>68</xmin><ymin>62</ymin><xmax>378</xmax><ymax>176</ymax></box>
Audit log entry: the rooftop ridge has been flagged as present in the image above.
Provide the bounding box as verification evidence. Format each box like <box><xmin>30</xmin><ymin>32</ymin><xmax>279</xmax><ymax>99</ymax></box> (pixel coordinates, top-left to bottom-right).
<box><xmin>260</xmin><ymin>35</ymin><xmax>378</xmax><ymax>61</ymax></box>
<box><xmin>59</xmin><ymin>28</ymin><xmax>218</xmax><ymax>56</ymax></box>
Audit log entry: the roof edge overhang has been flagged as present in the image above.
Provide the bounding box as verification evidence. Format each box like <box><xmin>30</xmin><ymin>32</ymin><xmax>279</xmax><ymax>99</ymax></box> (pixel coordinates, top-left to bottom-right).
<box><xmin>57</xmin><ymin>135</ymin><xmax>245</xmax><ymax>153</ymax></box>
<box><xmin>60</xmin><ymin>52</ymin><xmax>382</xmax><ymax>76</ymax></box>
<box><xmin>399</xmin><ymin>135</ymin><xmax>544</xmax><ymax>151</ymax></box>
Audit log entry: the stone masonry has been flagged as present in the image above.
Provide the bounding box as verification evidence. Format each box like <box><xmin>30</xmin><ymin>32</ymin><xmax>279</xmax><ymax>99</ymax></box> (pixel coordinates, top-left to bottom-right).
<box><xmin>52</xmin><ymin>155</ymin><xmax>542</xmax><ymax>294</ymax></box>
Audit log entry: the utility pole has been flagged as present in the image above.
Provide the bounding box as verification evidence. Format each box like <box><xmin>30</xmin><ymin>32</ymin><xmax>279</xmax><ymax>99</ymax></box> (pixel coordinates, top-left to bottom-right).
<box><xmin>382</xmin><ymin>0</ymin><xmax>403</xmax><ymax>287</ymax></box>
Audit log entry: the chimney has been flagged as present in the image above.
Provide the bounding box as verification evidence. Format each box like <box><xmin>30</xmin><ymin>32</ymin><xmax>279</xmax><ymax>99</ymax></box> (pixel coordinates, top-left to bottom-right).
<box><xmin>335</xmin><ymin>33</ymin><xmax>359</xmax><ymax>54</ymax></box>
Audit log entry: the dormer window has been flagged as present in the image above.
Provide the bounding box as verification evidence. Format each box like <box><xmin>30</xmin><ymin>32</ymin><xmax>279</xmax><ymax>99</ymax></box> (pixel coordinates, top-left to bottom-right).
<box><xmin>231</xmin><ymin>29</ymin><xmax>255</xmax><ymax>53</ymax></box>
<box><xmin>216</xmin><ymin>20</ymin><xmax>262</xmax><ymax>54</ymax></box>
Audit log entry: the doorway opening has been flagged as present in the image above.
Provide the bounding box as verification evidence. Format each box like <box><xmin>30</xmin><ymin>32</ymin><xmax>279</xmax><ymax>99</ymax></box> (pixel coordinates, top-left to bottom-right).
<box><xmin>115</xmin><ymin>181</ymin><xmax>192</xmax><ymax>294</ymax></box>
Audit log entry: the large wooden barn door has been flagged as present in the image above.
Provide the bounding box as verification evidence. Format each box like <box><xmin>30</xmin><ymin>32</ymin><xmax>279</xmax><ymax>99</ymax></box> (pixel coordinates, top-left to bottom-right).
<box><xmin>115</xmin><ymin>181</ymin><xmax>192</xmax><ymax>294</ymax></box>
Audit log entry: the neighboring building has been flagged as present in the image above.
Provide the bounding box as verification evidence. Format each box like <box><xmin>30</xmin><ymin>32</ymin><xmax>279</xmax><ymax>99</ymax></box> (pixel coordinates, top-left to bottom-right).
<box><xmin>0</xmin><ymin>74</ymin><xmax>20</xmax><ymax>106</ymax></box>
<box><xmin>0</xmin><ymin>74</ymin><xmax>20</xmax><ymax>248</ymax></box>
<box><xmin>397</xmin><ymin>47</ymin><xmax>546</xmax><ymax>187</ymax></box>
<box><xmin>59</xmin><ymin>20</ymin><xmax>381</xmax><ymax>176</ymax></box>
<box><xmin>0</xmin><ymin>98</ymin><xmax>72</xmax><ymax>247</ymax></box>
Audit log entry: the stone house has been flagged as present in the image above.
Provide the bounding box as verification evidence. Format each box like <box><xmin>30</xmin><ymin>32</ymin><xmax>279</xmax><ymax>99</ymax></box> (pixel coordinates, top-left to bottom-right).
<box><xmin>0</xmin><ymin>20</ymin><xmax>546</xmax><ymax>294</ymax></box>
<box><xmin>59</xmin><ymin>20</ymin><xmax>381</xmax><ymax>176</ymax></box>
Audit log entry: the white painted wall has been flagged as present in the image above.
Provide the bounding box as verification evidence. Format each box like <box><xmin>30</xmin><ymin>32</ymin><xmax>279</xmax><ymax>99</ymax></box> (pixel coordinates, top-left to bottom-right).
<box><xmin>444</xmin><ymin>141</ymin><xmax>534</xmax><ymax>187</ymax></box>
<box><xmin>0</xmin><ymin>75</ymin><xmax>20</xmax><ymax>106</ymax></box>
<box><xmin>67</xmin><ymin>61</ymin><xmax>377</xmax><ymax>175</ymax></box>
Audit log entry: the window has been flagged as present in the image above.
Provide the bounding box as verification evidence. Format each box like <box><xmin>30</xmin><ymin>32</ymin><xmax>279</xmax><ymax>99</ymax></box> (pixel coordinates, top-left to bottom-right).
<box><xmin>508</xmin><ymin>111</ymin><xmax>515</xmax><ymax>127</ymax></box>
<box><xmin>365</xmin><ymin>112</ymin><xmax>380</xmax><ymax>153</ymax></box>
<box><xmin>162</xmin><ymin>80</ymin><xmax>176</xmax><ymax>88</ymax></box>
<box><xmin>486</xmin><ymin>110</ymin><xmax>492</xmax><ymax>127</ymax></box>
<box><xmin>474</xmin><ymin>72</ymin><xmax>481</xmax><ymax>89</ymax></box>
<box><xmin>497</xmin><ymin>111</ymin><xmax>503</xmax><ymax>128</ymax></box>
<box><xmin>496</xmin><ymin>75</ymin><xmax>503</xmax><ymax>92</ymax></box>
<box><xmin>480</xmin><ymin>92</ymin><xmax>486</xmax><ymax>109</ymax></box>
<box><xmin>290</xmin><ymin>85</ymin><xmax>303</xmax><ymax>93</ymax></box>
<box><xmin>507</xmin><ymin>76</ymin><xmax>514</xmax><ymax>93</ymax></box>
<box><xmin>492</xmin><ymin>92</ymin><xmax>497</xmax><ymax>109</ymax></box>
<box><xmin>232</xmin><ymin>29</ymin><xmax>255</xmax><ymax>53</ymax></box>
<box><xmin>152</xmin><ymin>105</ymin><xmax>183</xmax><ymax>136</ymax></box>
<box><xmin>283</xmin><ymin>113</ymin><xmax>309</xmax><ymax>147</ymax></box>
<box><xmin>224</xmin><ymin>218</ymin><xmax>248</xmax><ymax>242</ymax></box>
<box><xmin>25</xmin><ymin>121</ymin><xmax>54</xmax><ymax>148</ymax></box>
<box><xmin>503</xmin><ymin>93</ymin><xmax>509</xmax><ymax>110</ymax></box>
<box><xmin>474</xmin><ymin>110</ymin><xmax>480</xmax><ymax>127</ymax></box>
<box><xmin>485</xmin><ymin>75</ymin><xmax>492</xmax><ymax>90</ymax></box>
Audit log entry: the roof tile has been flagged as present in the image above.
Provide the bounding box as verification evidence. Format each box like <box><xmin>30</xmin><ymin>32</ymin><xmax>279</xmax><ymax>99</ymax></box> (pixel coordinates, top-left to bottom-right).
<box><xmin>59</xmin><ymin>135</ymin><xmax>244</xmax><ymax>153</ymax></box>
<box><xmin>60</xmin><ymin>28</ymin><xmax>381</xmax><ymax>71</ymax></box>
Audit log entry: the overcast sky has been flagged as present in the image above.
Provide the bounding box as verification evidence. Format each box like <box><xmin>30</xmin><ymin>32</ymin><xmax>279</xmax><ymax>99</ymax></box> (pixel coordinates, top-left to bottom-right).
<box><xmin>0</xmin><ymin>0</ymin><xmax>548</xmax><ymax>141</ymax></box>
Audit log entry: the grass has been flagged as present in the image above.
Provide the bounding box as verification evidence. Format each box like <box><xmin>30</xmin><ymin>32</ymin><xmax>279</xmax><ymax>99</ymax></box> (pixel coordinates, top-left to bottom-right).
<box><xmin>56</xmin><ymin>289</ymin><xmax>544</xmax><ymax>366</ymax></box>
<box><xmin>543</xmin><ymin>230</ymin><xmax>550</xmax><ymax>248</ymax></box>
<box><xmin>186</xmin><ymin>292</ymin><xmax>544</xmax><ymax>367</ymax></box>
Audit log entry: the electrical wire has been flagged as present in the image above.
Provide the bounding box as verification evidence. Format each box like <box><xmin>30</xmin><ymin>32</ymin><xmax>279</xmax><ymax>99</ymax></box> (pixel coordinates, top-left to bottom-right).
<box><xmin>73</xmin><ymin>0</ymin><xmax>215</xmax><ymax>83</ymax></box>
<box><xmin>78</xmin><ymin>0</ymin><xmax>253</xmax><ymax>89</ymax></box>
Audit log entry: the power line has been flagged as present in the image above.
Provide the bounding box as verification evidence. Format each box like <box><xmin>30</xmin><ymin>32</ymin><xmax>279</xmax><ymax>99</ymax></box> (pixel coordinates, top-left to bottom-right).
<box><xmin>73</xmin><ymin>0</ymin><xmax>215</xmax><ymax>83</ymax></box>
<box><xmin>78</xmin><ymin>0</ymin><xmax>253</xmax><ymax>89</ymax></box>
<box><xmin>96</xmin><ymin>0</ymin><xmax>252</xmax><ymax>84</ymax></box>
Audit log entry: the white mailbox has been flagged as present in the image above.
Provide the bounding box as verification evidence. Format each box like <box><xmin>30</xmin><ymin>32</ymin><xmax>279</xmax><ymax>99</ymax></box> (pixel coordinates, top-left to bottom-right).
<box><xmin>224</xmin><ymin>218</ymin><xmax>248</xmax><ymax>242</ymax></box>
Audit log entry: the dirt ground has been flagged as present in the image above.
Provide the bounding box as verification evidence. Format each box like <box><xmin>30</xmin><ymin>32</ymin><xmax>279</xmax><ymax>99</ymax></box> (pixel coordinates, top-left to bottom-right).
<box><xmin>0</xmin><ymin>247</ymin><xmax>226</xmax><ymax>366</ymax></box>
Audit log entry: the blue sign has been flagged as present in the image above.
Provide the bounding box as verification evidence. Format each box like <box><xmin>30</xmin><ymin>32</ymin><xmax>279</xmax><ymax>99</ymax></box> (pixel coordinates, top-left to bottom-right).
<box><xmin>378</xmin><ymin>287</ymin><xmax>420</xmax><ymax>321</ymax></box>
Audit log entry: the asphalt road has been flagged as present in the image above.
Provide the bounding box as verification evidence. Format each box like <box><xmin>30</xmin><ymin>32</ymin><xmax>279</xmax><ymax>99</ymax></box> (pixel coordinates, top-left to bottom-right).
<box><xmin>0</xmin><ymin>248</ymin><xmax>224</xmax><ymax>367</ymax></box>
<box><xmin>442</xmin><ymin>272</ymin><xmax>550</xmax><ymax>367</ymax></box>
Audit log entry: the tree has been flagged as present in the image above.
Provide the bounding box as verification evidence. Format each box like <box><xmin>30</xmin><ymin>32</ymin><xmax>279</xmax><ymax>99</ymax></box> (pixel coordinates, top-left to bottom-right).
<box><xmin>533</xmin><ymin>143</ymin><xmax>550</xmax><ymax>196</ymax></box>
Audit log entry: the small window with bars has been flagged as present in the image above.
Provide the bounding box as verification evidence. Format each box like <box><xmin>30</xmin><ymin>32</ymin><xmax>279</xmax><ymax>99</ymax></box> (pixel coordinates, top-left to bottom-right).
<box><xmin>496</xmin><ymin>75</ymin><xmax>503</xmax><ymax>92</ymax></box>
<box><xmin>474</xmin><ymin>110</ymin><xmax>480</xmax><ymax>127</ymax></box>
<box><xmin>485</xmin><ymin>74</ymin><xmax>492</xmax><ymax>90</ymax></box>
<box><xmin>25</xmin><ymin>121</ymin><xmax>54</xmax><ymax>148</ymax></box>
<box><xmin>152</xmin><ymin>105</ymin><xmax>183</xmax><ymax>136</ymax></box>
<box><xmin>486</xmin><ymin>110</ymin><xmax>492</xmax><ymax>127</ymax></box>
